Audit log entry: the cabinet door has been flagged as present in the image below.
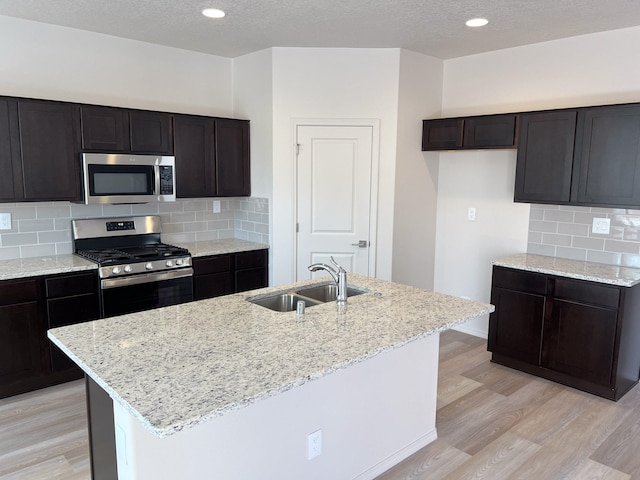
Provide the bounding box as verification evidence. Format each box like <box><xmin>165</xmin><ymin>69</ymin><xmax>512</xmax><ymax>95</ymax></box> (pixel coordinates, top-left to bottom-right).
<box><xmin>0</xmin><ymin>302</ymin><xmax>45</xmax><ymax>389</ymax></box>
<box><xmin>192</xmin><ymin>254</ymin><xmax>233</xmax><ymax>300</ymax></box>
<box><xmin>488</xmin><ymin>287</ymin><xmax>546</xmax><ymax>365</ymax></box>
<box><xmin>18</xmin><ymin>99</ymin><xmax>82</xmax><ymax>201</ymax></box>
<box><xmin>542</xmin><ymin>299</ymin><xmax>617</xmax><ymax>386</ymax></box>
<box><xmin>0</xmin><ymin>278</ymin><xmax>45</xmax><ymax>398</ymax></box>
<box><xmin>174</xmin><ymin>115</ymin><xmax>216</xmax><ymax>197</ymax></box>
<box><xmin>514</xmin><ymin>110</ymin><xmax>577</xmax><ymax>204</ymax></box>
<box><xmin>421</xmin><ymin>118</ymin><xmax>463</xmax><ymax>150</ymax></box>
<box><xmin>0</xmin><ymin>98</ymin><xmax>22</xmax><ymax>201</ymax></box>
<box><xmin>574</xmin><ymin>105</ymin><xmax>640</xmax><ymax>207</ymax></box>
<box><xmin>130</xmin><ymin>110</ymin><xmax>173</xmax><ymax>154</ymax></box>
<box><xmin>215</xmin><ymin>119</ymin><xmax>250</xmax><ymax>196</ymax></box>
<box><xmin>463</xmin><ymin>114</ymin><xmax>517</xmax><ymax>149</ymax></box>
<box><xmin>81</xmin><ymin>105</ymin><xmax>129</xmax><ymax>152</ymax></box>
<box><xmin>235</xmin><ymin>250</ymin><xmax>268</xmax><ymax>292</ymax></box>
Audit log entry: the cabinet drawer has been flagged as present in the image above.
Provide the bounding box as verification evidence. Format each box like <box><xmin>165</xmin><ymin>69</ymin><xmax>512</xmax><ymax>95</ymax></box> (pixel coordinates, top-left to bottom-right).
<box><xmin>0</xmin><ymin>278</ymin><xmax>40</xmax><ymax>306</ymax></box>
<box><xmin>492</xmin><ymin>267</ymin><xmax>546</xmax><ymax>295</ymax></box>
<box><xmin>235</xmin><ymin>250</ymin><xmax>267</xmax><ymax>270</ymax></box>
<box><xmin>45</xmin><ymin>272</ymin><xmax>98</xmax><ymax>298</ymax></box>
<box><xmin>554</xmin><ymin>278</ymin><xmax>620</xmax><ymax>309</ymax></box>
<box><xmin>193</xmin><ymin>255</ymin><xmax>232</xmax><ymax>275</ymax></box>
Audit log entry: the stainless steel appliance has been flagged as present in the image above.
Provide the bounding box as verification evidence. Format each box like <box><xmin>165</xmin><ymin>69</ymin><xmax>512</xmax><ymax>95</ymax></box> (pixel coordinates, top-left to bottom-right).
<box><xmin>80</xmin><ymin>153</ymin><xmax>176</xmax><ymax>204</ymax></box>
<box><xmin>72</xmin><ymin>215</ymin><xmax>193</xmax><ymax>318</ymax></box>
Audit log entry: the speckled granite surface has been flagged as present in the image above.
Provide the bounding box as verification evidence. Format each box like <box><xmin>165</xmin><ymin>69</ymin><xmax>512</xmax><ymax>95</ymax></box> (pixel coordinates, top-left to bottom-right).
<box><xmin>48</xmin><ymin>274</ymin><xmax>493</xmax><ymax>438</ymax></box>
<box><xmin>175</xmin><ymin>238</ymin><xmax>268</xmax><ymax>257</ymax></box>
<box><xmin>494</xmin><ymin>253</ymin><xmax>640</xmax><ymax>287</ymax></box>
<box><xmin>0</xmin><ymin>239</ymin><xmax>268</xmax><ymax>281</ymax></box>
<box><xmin>0</xmin><ymin>255</ymin><xmax>97</xmax><ymax>281</ymax></box>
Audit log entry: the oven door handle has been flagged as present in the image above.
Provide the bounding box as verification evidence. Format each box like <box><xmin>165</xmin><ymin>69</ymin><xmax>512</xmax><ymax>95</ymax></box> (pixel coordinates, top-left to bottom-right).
<box><xmin>101</xmin><ymin>268</ymin><xmax>194</xmax><ymax>289</ymax></box>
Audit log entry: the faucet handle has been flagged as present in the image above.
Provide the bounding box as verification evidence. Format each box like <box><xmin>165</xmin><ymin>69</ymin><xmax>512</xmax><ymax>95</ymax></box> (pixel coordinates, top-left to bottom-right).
<box><xmin>329</xmin><ymin>256</ymin><xmax>345</xmax><ymax>272</ymax></box>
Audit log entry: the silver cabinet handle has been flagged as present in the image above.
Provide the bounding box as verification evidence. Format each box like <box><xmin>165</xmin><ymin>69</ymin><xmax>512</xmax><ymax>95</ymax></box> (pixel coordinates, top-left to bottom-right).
<box><xmin>351</xmin><ymin>240</ymin><xmax>369</xmax><ymax>248</ymax></box>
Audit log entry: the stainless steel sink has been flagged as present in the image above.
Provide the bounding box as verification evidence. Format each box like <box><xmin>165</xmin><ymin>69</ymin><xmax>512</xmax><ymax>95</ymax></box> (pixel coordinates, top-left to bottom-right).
<box><xmin>294</xmin><ymin>284</ymin><xmax>368</xmax><ymax>303</ymax></box>
<box><xmin>248</xmin><ymin>293</ymin><xmax>322</xmax><ymax>312</ymax></box>
<box><xmin>247</xmin><ymin>283</ymin><xmax>368</xmax><ymax>312</ymax></box>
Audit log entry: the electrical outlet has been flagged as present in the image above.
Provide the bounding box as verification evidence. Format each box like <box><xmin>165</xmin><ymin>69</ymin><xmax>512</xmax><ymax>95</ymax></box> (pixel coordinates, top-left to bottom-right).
<box><xmin>592</xmin><ymin>217</ymin><xmax>610</xmax><ymax>235</ymax></box>
<box><xmin>0</xmin><ymin>213</ymin><xmax>11</xmax><ymax>230</ymax></box>
<box><xmin>213</xmin><ymin>200</ymin><xmax>221</xmax><ymax>213</ymax></box>
<box><xmin>308</xmin><ymin>429</ymin><xmax>322</xmax><ymax>460</ymax></box>
<box><xmin>467</xmin><ymin>207</ymin><xmax>476</xmax><ymax>222</ymax></box>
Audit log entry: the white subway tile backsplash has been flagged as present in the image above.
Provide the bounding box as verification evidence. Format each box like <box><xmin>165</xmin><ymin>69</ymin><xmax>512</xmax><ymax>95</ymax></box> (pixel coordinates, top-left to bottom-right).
<box><xmin>572</xmin><ymin>236</ymin><xmax>604</xmax><ymax>250</ymax></box>
<box><xmin>541</xmin><ymin>233</ymin><xmax>572</xmax><ymax>246</ymax></box>
<box><xmin>543</xmin><ymin>209</ymin><xmax>574</xmax><ymax>222</ymax></box>
<box><xmin>528</xmin><ymin>204</ymin><xmax>640</xmax><ymax>267</ymax></box>
<box><xmin>0</xmin><ymin>197</ymin><xmax>270</xmax><ymax>260</ymax></box>
<box><xmin>529</xmin><ymin>220</ymin><xmax>558</xmax><ymax>233</ymax></box>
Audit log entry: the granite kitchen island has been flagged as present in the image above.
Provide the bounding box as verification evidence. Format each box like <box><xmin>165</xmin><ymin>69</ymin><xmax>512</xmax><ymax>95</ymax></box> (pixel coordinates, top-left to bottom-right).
<box><xmin>48</xmin><ymin>274</ymin><xmax>493</xmax><ymax>480</ymax></box>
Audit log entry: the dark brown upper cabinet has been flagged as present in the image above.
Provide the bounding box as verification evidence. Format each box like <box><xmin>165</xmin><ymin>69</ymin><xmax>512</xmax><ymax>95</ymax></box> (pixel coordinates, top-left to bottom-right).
<box><xmin>174</xmin><ymin>114</ymin><xmax>216</xmax><ymax>198</ymax></box>
<box><xmin>514</xmin><ymin>110</ymin><xmax>577</xmax><ymax>204</ymax></box>
<box><xmin>18</xmin><ymin>99</ymin><xmax>82</xmax><ymax>202</ymax></box>
<box><xmin>573</xmin><ymin>105</ymin><xmax>640</xmax><ymax>208</ymax></box>
<box><xmin>422</xmin><ymin>114</ymin><xmax>517</xmax><ymax>151</ymax></box>
<box><xmin>0</xmin><ymin>98</ymin><xmax>22</xmax><ymax>202</ymax></box>
<box><xmin>215</xmin><ymin>118</ymin><xmax>250</xmax><ymax>197</ymax></box>
<box><xmin>174</xmin><ymin>116</ymin><xmax>250</xmax><ymax>198</ymax></box>
<box><xmin>81</xmin><ymin>105</ymin><xmax>173</xmax><ymax>155</ymax></box>
<box><xmin>515</xmin><ymin>104</ymin><xmax>640</xmax><ymax>208</ymax></box>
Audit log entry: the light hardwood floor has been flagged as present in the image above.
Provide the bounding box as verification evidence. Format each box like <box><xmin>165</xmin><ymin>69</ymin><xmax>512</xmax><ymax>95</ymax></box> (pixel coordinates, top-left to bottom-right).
<box><xmin>2</xmin><ymin>330</ymin><xmax>640</xmax><ymax>479</ymax></box>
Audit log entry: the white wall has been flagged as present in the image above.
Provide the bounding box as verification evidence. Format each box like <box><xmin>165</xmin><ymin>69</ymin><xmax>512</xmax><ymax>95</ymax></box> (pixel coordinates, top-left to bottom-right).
<box><xmin>0</xmin><ymin>15</ymin><xmax>233</xmax><ymax>115</ymax></box>
<box><xmin>434</xmin><ymin>152</ymin><xmax>529</xmax><ymax>337</ymax></box>
<box><xmin>270</xmin><ymin>48</ymin><xmax>402</xmax><ymax>285</ymax></box>
<box><xmin>233</xmin><ymin>49</ymin><xmax>275</xmax><ymax>283</ymax></box>
<box><xmin>391</xmin><ymin>50</ymin><xmax>443</xmax><ymax>290</ymax></box>
<box><xmin>436</xmin><ymin>25</ymin><xmax>640</xmax><ymax>338</ymax></box>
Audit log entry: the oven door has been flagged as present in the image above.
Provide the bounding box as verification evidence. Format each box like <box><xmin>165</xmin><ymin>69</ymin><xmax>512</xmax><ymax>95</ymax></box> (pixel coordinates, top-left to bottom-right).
<box><xmin>101</xmin><ymin>268</ymin><xmax>194</xmax><ymax>318</ymax></box>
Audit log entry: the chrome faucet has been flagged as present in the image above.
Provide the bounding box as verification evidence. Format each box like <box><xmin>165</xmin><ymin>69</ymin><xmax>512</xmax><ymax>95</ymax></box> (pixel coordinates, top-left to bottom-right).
<box><xmin>308</xmin><ymin>256</ymin><xmax>348</xmax><ymax>305</ymax></box>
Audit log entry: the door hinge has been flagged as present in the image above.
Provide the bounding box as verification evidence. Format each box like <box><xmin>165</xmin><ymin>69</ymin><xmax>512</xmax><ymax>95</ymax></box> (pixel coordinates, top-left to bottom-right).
<box><xmin>296</xmin><ymin>143</ymin><xmax>301</xmax><ymax>156</ymax></box>
<box><xmin>296</xmin><ymin>222</ymin><xmax>299</xmax><ymax>233</ymax></box>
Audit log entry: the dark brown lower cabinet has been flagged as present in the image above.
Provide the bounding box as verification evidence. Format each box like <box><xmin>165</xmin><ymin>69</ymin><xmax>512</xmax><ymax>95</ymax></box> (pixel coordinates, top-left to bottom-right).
<box><xmin>235</xmin><ymin>249</ymin><xmax>268</xmax><ymax>293</ymax></box>
<box><xmin>193</xmin><ymin>254</ymin><xmax>234</xmax><ymax>300</ymax></box>
<box><xmin>0</xmin><ymin>278</ymin><xmax>47</xmax><ymax>398</ymax></box>
<box><xmin>488</xmin><ymin>266</ymin><xmax>640</xmax><ymax>401</ymax></box>
<box><xmin>0</xmin><ymin>271</ymin><xmax>100</xmax><ymax>399</ymax></box>
<box><xmin>193</xmin><ymin>249</ymin><xmax>268</xmax><ymax>299</ymax></box>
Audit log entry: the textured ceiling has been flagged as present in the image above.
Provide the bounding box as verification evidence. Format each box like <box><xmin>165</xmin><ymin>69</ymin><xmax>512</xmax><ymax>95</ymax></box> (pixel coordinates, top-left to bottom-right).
<box><xmin>1</xmin><ymin>0</ymin><xmax>640</xmax><ymax>59</ymax></box>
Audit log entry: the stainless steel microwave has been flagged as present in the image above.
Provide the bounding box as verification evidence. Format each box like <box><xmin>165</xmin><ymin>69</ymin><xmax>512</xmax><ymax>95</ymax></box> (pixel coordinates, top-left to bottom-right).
<box><xmin>81</xmin><ymin>153</ymin><xmax>176</xmax><ymax>204</ymax></box>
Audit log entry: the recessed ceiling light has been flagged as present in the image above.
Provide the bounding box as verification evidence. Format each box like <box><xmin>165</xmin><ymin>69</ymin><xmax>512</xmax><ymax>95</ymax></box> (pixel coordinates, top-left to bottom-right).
<box><xmin>466</xmin><ymin>18</ymin><xmax>488</xmax><ymax>27</ymax></box>
<box><xmin>202</xmin><ymin>8</ymin><xmax>225</xmax><ymax>19</ymax></box>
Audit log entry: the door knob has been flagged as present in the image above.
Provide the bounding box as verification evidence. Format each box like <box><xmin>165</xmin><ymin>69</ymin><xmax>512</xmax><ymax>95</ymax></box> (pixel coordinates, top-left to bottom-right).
<box><xmin>351</xmin><ymin>240</ymin><xmax>369</xmax><ymax>248</ymax></box>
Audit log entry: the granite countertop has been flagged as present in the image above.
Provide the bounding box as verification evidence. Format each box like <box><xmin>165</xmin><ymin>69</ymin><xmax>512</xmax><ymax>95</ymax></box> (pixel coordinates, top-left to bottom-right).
<box><xmin>0</xmin><ymin>239</ymin><xmax>268</xmax><ymax>281</ymax></box>
<box><xmin>175</xmin><ymin>238</ymin><xmax>268</xmax><ymax>257</ymax></box>
<box><xmin>494</xmin><ymin>253</ymin><xmax>640</xmax><ymax>287</ymax></box>
<box><xmin>0</xmin><ymin>254</ymin><xmax>97</xmax><ymax>281</ymax></box>
<box><xmin>48</xmin><ymin>274</ymin><xmax>494</xmax><ymax>438</ymax></box>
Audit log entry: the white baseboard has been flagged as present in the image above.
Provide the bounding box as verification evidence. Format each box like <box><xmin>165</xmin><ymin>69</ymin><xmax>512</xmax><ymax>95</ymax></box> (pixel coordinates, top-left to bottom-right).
<box><xmin>352</xmin><ymin>428</ymin><xmax>438</xmax><ymax>480</ymax></box>
<box><xmin>453</xmin><ymin>323</ymin><xmax>488</xmax><ymax>340</ymax></box>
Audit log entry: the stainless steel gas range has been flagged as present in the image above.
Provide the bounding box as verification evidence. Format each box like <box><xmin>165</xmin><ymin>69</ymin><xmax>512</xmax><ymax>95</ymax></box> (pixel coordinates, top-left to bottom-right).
<box><xmin>72</xmin><ymin>215</ymin><xmax>193</xmax><ymax>318</ymax></box>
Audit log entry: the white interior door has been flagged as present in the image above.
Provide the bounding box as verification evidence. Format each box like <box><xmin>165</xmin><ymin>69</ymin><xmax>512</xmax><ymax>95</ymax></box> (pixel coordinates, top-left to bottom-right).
<box><xmin>296</xmin><ymin>125</ymin><xmax>373</xmax><ymax>280</ymax></box>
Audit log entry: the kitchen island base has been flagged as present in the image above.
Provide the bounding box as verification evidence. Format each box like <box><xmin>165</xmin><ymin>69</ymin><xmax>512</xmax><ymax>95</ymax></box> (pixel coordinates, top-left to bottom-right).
<box><xmin>91</xmin><ymin>333</ymin><xmax>440</xmax><ymax>480</ymax></box>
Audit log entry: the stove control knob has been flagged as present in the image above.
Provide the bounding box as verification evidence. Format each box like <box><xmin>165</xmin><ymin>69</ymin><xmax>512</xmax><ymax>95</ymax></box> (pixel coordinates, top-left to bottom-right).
<box><xmin>112</xmin><ymin>267</ymin><xmax>121</xmax><ymax>275</ymax></box>
<box><xmin>145</xmin><ymin>262</ymin><xmax>153</xmax><ymax>270</ymax></box>
<box><xmin>166</xmin><ymin>260</ymin><xmax>174</xmax><ymax>267</ymax></box>
<box><xmin>124</xmin><ymin>265</ymin><xmax>132</xmax><ymax>273</ymax></box>
<box><xmin>176</xmin><ymin>259</ymin><xmax>184</xmax><ymax>266</ymax></box>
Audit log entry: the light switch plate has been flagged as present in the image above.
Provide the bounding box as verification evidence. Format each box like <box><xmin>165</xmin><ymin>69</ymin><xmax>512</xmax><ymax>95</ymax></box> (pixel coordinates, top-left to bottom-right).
<box><xmin>592</xmin><ymin>217</ymin><xmax>611</xmax><ymax>235</ymax></box>
<box><xmin>467</xmin><ymin>207</ymin><xmax>476</xmax><ymax>222</ymax></box>
<box><xmin>0</xmin><ymin>213</ymin><xmax>11</xmax><ymax>230</ymax></box>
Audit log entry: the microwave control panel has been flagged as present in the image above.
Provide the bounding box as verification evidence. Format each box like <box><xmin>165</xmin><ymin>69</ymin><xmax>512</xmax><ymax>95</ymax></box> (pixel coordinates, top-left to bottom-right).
<box><xmin>159</xmin><ymin>166</ymin><xmax>174</xmax><ymax>195</ymax></box>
